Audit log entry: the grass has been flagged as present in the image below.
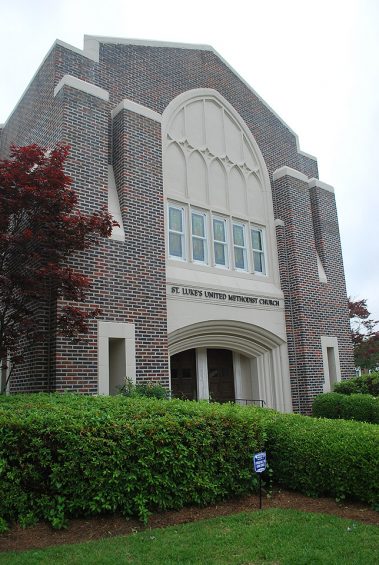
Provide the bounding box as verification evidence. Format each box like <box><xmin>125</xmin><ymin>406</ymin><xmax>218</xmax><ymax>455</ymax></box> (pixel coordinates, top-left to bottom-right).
<box><xmin>1</xmin><ymin>509</ymin><xmax>378</xmax><ymax>565</ymax></box>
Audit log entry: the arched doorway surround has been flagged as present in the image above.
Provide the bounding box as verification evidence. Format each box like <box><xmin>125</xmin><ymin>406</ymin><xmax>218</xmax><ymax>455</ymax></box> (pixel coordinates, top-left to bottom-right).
<box><xmin>168</xmin><ymin>321</ymin><xmax>292</xmax><ymax>412</ymax></box>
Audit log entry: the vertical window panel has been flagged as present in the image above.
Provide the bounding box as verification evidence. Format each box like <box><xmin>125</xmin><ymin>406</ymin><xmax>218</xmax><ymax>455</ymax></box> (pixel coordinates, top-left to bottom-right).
<box><xmin>251</xmin><ymin>227</ymin><xmax>266</xmax><ymax>274</ymax></box>
<box><xmin>191</xmin><ymin>211</ymin><xmax>207</xmax><ymax>263</ymax></box>
<box><xmin>169</xmin><ymin>207</ymin><xmax>183</xmax><ymax>232</ymax></box>
<box><xmin>168</xmin><ymin>205</ymin><xmax>185</xmax><ymax>260</ymax></box>
<box><xmin>213</xmin><ymin>217</ymin><xmax>228</xmax><ymax>267</ymax></box>
<box><xmin>232</xmin><ymin>222</ymin><xmax>247</xmax><ymax>270</ymax></box>
<box><xmin>253</xmin><ymin>250</ymin><xmax>264</xmax><ymax>273</ymax></box>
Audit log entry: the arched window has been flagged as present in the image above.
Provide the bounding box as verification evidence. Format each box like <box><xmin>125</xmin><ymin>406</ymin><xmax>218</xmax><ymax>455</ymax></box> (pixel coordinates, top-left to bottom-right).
<box><xmin>162</xmin><ymin>89</ymin><xmax>276</xmax><ymax>278</ymax></box>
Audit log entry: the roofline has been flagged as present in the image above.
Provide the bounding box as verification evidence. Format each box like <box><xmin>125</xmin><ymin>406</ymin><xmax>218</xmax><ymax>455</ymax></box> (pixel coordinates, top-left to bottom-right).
<box><xmin>1</xmin><ymin>35</ymin><xmax>317</xmax><ymax>161</ymax></box>
<box><xmin>83</xmin><ymin>35</ymin><xmax>316</xmax><ymax>161</ymax></box>
<box><xmin>0</xmin><ymin>39</ymin><xmax>92</xmax><ymax>127</ymax></box>
<box><xmin>83</xmin><ymin>35</ymin><xmax>214</xmax><ymax>59</ymax></box>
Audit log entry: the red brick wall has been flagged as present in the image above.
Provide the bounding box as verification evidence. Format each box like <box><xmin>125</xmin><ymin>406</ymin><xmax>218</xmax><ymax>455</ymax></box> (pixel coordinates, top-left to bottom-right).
<box><xmin>0</xmin><ymin>40</ymin><xmax>353</xmax><ymax>407</ymax></box>
<box><xmin>274</xmin><ymin>174</ymin><xmax>354</xmax><ymax>413</ymax></box>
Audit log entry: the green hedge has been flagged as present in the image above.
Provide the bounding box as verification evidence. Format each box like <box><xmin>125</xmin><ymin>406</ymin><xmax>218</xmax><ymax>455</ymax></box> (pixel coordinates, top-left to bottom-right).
<box><xmin>334</xmin><ymin>373</ymin><xmax>379</xmax><ymax>396</ymax></box>
<box><xmin>0</xmin><ymin>394</ymin><xmax>378</xmax><ymax>529</ymax></box>
<box><xmin>0</xmin><ymin>394</ymin><xmax>265</xmax><ymax>528</ymax></box>
<box><xmin>262</xmin><ymin>411</ymin><xmax>379</xmax><ymax>505</ymax></box>
<box><xmin>312</xmin><ymin>392</ymin><xmax>379</xmax><ymax>423</ymax></box>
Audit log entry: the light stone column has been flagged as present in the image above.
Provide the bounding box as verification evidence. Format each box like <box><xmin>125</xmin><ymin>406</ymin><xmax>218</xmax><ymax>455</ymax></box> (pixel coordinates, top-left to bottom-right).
<box><xmin>196</xmin><ymin>348</ymin><xmax>209</xmax><ymax>400</ymax></box>
<box><xmin>258</xmin><ymin>352</ymin><xmax>274</xmax><ymax>409</ymax></box>
<box><xmin>250</xmin><ymin>357</ymin><xmax>260</xmax><ymax>402</ymax></box>
<box><xmin>233</xmin><ymin>352</ymin><xmax>243</xmax><ymax>402</ymax></box>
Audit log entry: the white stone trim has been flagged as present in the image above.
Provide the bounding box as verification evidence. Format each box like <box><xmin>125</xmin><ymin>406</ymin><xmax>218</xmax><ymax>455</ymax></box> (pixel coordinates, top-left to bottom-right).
<box><xmin>54</xmin><ymin>39</ymin><xmax>92</xmax><ymax>59</ymax></box>
<box><xmin>257</xmin><ymin>352</ymin><xmax>274</xmax><ymax>408</ymax></box>
<box><xmin>308</xmin><ymin>178</ymin><xmax>335</xmax><ymax>193</ymax></box>
<box><xmin>167</xmin><ymin>280</ymin><xmax>284</xmax><ymax>308</ymax></box>
<box><xmin>196</xmin><ymin>348</ymin><xmax>209</xmax><ymax>400</ymax></box>
<box><xmin>83</xmin><ymin>36</ymin><xmax>316</xmax><ymax>161</ymax></box>
<box><xmin>98</xmin><ymin>321</ymin><xmax>136</xmax><ymax>395</ymax></box>
<box><xmin>163</xmin><ymin>88</ymin><xmax>271</xmax><ymax>192</ymax></box>
<box><xmin>273</xmin><ymin>166</ymin><xmax>308</xmax><ymax>183</ymax></box>
<box><xmin>274</xmin><ymin>219</ymin><xmax>285</xmax><ymax>227</ymax></box>
<box><xmin>316</xmin><ymin>252</ymin><xmax>328</xmax><ymax>284</ymax></box>
<box><xmin>321</xmin><ymin>336</ymin><xmax>341</xmax><ymax>392</ymax></box>
<box><xmin>83</xmin><ymin>35</ymin><xmax>213</xmax><ymax>62</ymax></box>
<box><xmin>169</xmin><ymin>320</ymin><xmax>283</xmax><ymax>357</ymax></box>
<box><xmin>298</xmin><ymin>149</ymin><xmax>317</xmax><ymax>160</ymax></box>
<box><xmin>111</xmin><ymin>99</ymin><xmax>161</xmax><ymax>123</ymax></box>
<box><xmin>232</xmin><ymin>352</ymin><xmax>244</xmax><ymax>400</ymax></box>
<box><xmin>54</xmin><ymin>75</ymin><xmax>109</xmax><ymax>101</ymax></box>
<box><xmin>108</xmin><ymin>165</ymin><xmax>125</xmax><ymax>242</ymax></box>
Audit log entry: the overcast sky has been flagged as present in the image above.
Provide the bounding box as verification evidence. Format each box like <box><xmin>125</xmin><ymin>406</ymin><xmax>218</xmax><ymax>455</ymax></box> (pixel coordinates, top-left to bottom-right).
<box><xmin>1</xmin><ymin>0</ymin><xmax>378</xmax><ymax>320</ymax></box>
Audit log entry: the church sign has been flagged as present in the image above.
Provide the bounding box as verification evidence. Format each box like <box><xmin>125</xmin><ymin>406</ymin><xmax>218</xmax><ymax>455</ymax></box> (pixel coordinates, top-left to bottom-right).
<box><xmin>168</xmin><ymin>285</ymin><xmax>281</xmax><ymax>308</ymax></box>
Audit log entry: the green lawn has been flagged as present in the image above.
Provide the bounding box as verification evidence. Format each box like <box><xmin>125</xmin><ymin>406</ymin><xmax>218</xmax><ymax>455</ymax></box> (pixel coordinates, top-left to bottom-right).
<box><xmin>1</xmin><ymin>509</ymin><xmax>378</xmax><ymax>565</ymax></box>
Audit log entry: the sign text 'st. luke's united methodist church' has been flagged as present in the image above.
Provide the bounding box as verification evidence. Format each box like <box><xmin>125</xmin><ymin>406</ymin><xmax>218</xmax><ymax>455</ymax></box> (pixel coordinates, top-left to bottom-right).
<box><xmin>168</xmin><ymin>285</ymin><xmax>280</xmax><ymax>307</ymax></box>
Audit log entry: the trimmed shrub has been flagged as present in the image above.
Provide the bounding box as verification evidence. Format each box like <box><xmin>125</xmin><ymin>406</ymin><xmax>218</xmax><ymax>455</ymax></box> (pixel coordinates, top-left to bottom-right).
<box><xmin>0</xmin><ymin>394</ymin><xmax>378</xmax><ymax>529</ymax></box>
<box><xmin>311</xmin><ymin>392</ymin><xmax>345</xmax><ymax>420</ymax></box>
<box><xmin>334</xmin><ymin>373</ymin><xmax>379</xmax><ymax>396</ymax></box>
<box><xmin>262</xmin><ymin>411</ymin><xmax>379</xmax><ymax>505</ymax></box>
<box><xmin>312</xmin><ymin>392</ymin><xmax>379</xmax><ymax>423</ymax></box>
<box><xmin>118</xmin><ymin>377</ymin><xmax>170</xmax><ymax>399</ymax></box>
<box><xmin>343</xmin><ymin>394</ymin><xmax>379</xmax><ymax>423</ymax></box>
<box><xmin>0</xmin><ymin>394</ymin><xmax>265</xmax><ymax>528</ymax></box>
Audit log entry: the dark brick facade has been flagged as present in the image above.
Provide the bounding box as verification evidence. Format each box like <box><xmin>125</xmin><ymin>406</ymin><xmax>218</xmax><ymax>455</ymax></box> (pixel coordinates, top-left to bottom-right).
<box><xmin>273</xmin><ymin>173</ymin><xmax>353</xmax><ymax>413</ymax></box>
<box><xmin>0</xmin><ymin>38</ymin><xmax>354</xmax><ymax>410</ymax></box>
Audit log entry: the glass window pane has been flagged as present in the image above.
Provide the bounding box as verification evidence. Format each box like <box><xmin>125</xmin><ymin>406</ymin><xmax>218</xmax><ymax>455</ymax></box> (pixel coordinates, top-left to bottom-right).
<box><xmin>193</xmin><ymin>237</ymin><xmax>205</xmax><ymax>262</ymax></box>
<box><xmin>234</xmin><ymin>247</ymin><xmax>245</xmax><ymax>269</ymax></box>
<box><xmin>213</xmin><ymin>219</ymin><xmax>225</xmax><ymax>242</ymax></box>
<box><xmin>251</xmin><ymin>229</ymin><xmax>262</xmax><ymax>251</ymax></box>
<box><xmin>169</xmin><ymin>232</ymin><xmax>183</xmax><ymax>258</ymax></box>
<box><xmin>192</xmin><ymin>213</ymin><xmax>205</xmax><ymax>237</ymax></box>
<box><xmin>169</xmin><ymin>207</ymin><xmax>183</xmax><ymax>232</ymax></box>
<box><xmin>254</xmin><ymin>250</ymin><xmax>264</xmax><ymax>273</ymax></box>
<box><xmin>233</xmin><ymin>224</ymin><xmax>244</xmax><ymax>247</ymax></box>
<box><xmin>214</xmin><ymin>242</ymin><xmax>226</xmax><ymax>265</ymax></box>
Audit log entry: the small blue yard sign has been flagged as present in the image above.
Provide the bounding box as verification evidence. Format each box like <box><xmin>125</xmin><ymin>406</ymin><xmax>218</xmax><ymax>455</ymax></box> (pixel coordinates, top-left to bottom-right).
<box><xmin>253</xmin><ymin>451</ymin><xmax>266</xmax><ymax>473</ymax></box>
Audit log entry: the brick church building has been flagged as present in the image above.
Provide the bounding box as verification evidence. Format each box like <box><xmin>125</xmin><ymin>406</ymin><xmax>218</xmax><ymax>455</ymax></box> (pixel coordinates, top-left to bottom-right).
<box><xmin>0</xmin><ymin>35</ymin><xmax>354</xmax><ymax>412</ymax></box>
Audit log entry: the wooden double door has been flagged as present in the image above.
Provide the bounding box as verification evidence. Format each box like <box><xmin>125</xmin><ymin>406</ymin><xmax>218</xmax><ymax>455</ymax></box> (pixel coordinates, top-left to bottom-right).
<box><xmin>170</xmin><ymin>348</ymin><xmax>235</xmax><ymax>403</ymax></box>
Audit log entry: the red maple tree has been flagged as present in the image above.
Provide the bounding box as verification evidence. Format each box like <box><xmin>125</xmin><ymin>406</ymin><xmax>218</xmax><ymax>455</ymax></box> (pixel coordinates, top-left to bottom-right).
<box><xmin>0</xmin><ymin>144</ymin><xmax>116</xmax><ymax>391</ymax></box>
<box><xmin>348</xmin><ymin>297</ymin><xmax>379</xmax><ymax>370</ymax></box>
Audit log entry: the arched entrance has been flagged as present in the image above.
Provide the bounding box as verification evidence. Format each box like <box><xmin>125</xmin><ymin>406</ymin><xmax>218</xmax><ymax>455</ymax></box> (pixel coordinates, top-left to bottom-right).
<box><xmin>168</xmin><ymin>321</ymin><xmax>292</xmax><ymax>412</ymax></box>
<box><xmin>171</xmin><ymin>348</ymin><xmax>236</xmax><ymax>403</ymax></box>
<box><xmin>170</xmin><ymin>348</ymin><xmax>197</xmax><ymax>400</ymax></box>
<box><xmin>207</xmin><ymin>349</ymin><xmax>235</xmax><ymax>403</ymax></box>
